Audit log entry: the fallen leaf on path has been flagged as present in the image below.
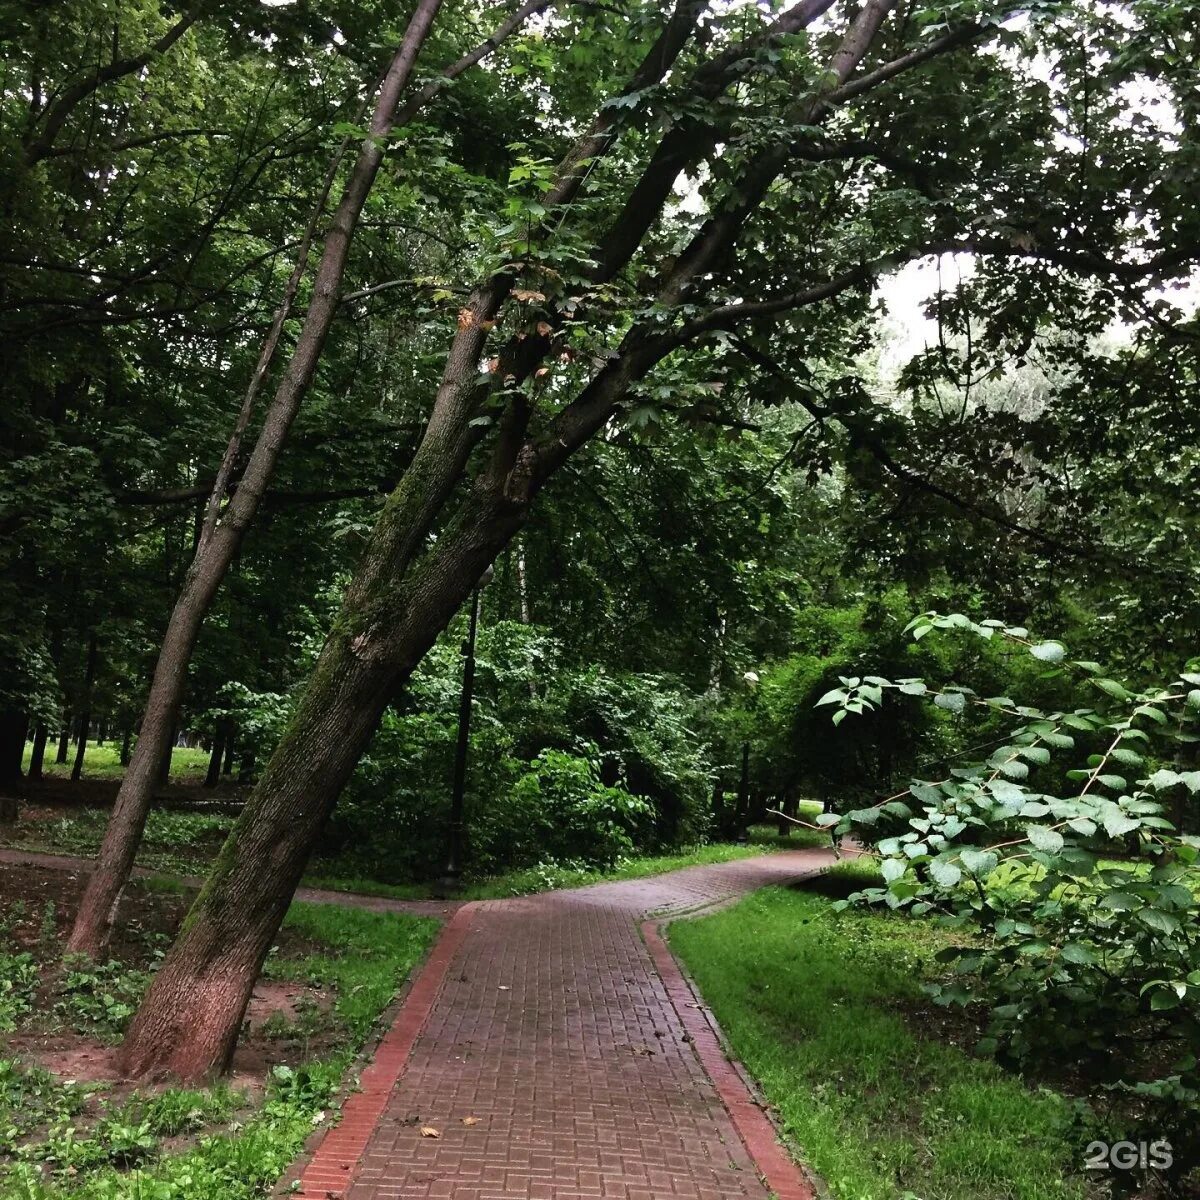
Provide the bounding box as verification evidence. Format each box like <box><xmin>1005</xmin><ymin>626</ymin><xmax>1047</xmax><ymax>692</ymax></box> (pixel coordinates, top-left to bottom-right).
<box><xmin>420</xmin><ymin>1126</ymin><xmax>441</xmax><ymax>1138</ymax></box>
<box><xmin>462</xmin><ymin>1116</ymin><xmax>481</xmax><ymax>1126</ymax></box>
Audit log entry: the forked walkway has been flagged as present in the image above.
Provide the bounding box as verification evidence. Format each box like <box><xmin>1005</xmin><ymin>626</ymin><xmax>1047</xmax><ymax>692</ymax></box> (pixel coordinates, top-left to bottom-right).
<box><xmin>296</xmin><ymin>849</ymin><xmax>835</xmax><ymax>1200</ymax></box>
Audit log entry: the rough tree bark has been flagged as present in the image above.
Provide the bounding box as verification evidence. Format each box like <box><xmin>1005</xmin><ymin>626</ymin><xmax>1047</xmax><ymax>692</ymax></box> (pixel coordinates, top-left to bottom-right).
<box><xmin>120</xmin><ymin>0</ymin><xmax>1118</xmax><ymax>1085</ymax></box>
<box><xmin>66</xmin><ymin>0</ymin><xmax>462</xmax><ymax>957</ymax></box>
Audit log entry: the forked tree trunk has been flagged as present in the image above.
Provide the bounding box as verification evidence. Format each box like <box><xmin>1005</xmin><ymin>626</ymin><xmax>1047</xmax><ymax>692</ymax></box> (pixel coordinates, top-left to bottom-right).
<box><xmin>119</xmin><ymin>494</ymin><xmax>520</xmax><ymax>1080</ymax></box>
<box><xmin>117</xmin><ymin>0</ymin><xmax>904</xmax><ymax>1081</ymax></box>
<box><xmin>66</xmin><ymin>0</ymin><xmax>450</xmax><ymax>958</ymax></box>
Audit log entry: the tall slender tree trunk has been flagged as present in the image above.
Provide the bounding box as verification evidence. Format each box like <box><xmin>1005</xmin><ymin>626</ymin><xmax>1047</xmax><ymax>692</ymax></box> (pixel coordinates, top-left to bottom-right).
<box><xmin>67</xmin><ymin>0</ymin><xmax>449</xmax><ymax>958</ymax></box>
<box><xmin>28</xmin><ymin>723</ymin><xmax>48</xmax><ymax>780</ymax></box>
<box><xmin>116</xmin><ymin>0</ymin><xmax>892</xmax><ymax>1082</ymax></box>
<box><xmin>203</xmin><ymin>728</ymin><xmax>225</xmax><ymax>788</ymax></box>
<box><xmin>158</xmin><ymin>722</ymin><xmax>177</xmax><ymax>785</ymax></box>
<box><xmin>222</xmin><ymin>731</ymin><xmax>235</xmax><ymax>775</ymax></box>
<box><xmin>120</xmin><ymin>725</ymin><xmax>132</xmax><ymax>767</ymax></box>
<box><xmin>56</xmin><ymin>717</ymin><xmax>70</xmax><ymax>764</ymax></box>
<box><xmin>71</xmin><ymin>635</ymin><xmax>98</xmax><ymax>782</ymax></box>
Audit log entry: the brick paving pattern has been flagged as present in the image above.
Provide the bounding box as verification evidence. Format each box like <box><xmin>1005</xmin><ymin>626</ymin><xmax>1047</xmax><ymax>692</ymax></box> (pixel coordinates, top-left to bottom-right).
<box><xmin>318</xmin><ymin>849</ymin><xmax>832</xmax><ymax>1200</ymax></box>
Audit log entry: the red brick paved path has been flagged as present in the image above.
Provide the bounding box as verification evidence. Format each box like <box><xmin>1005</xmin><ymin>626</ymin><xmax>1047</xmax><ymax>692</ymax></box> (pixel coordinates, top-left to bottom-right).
<box><xmin>300</xmin><ymin>849</ymin><xmax>834</xmax><ymax>1200</ymax></box>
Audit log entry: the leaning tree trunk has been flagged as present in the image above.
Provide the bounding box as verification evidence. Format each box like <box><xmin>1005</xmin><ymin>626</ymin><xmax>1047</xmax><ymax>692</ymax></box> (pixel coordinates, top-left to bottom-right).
<box><xmin>118</xmin><ymin>490</ymin><xmax>519</xmax><ymax>1080</ymax></box>
<box><xmin>116</xmin><ymin>0</ymin><xmax>899</xmax><ymax>1082</ymax></box>
<box><xmin>66</xmin><ymin>0</ymin><xmax>450</xmax><ymax>958</ymax></box>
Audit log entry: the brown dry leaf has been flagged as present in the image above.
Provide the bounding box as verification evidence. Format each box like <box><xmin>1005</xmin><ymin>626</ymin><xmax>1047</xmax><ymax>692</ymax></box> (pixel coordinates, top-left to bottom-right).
<box><xmin>419</xmin><ymin>1126</ymin><xmax>441</xmax><ymax>1139</ymax></box>
<box><xmin>535</xmin><ymin>320</ymin><xmax>552</xmax><ymax>336</ymax></box>
<box><xmin>534</xmin><ymin>367</ymin><xmax>550</xmax><ymax>379</ymax></box>
<box><xmin>486</xmin><ymin>357</ymin><xmax>500</xmax><ymax>373</ymax></box>
<box><xmin>512</xmin><ymin>288</ymin><xmax>546</xmax><ymax>302</ymax></box>
<box><xmin>462</xmin><ymin>1116</ymin><xmax>481</xmax><ymax>1126</ymax></box>
<box><xmin>457</xmin><ymin>308</ymin><xmax>474</xmax><ymax>330</ymax></box>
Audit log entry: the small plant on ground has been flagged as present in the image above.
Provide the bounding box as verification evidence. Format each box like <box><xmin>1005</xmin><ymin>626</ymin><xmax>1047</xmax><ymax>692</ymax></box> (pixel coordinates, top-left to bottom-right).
<box><xmin>54</xmin><ymin>956</ymin><xmax>150</xmax><ymax>1039</ymax></box>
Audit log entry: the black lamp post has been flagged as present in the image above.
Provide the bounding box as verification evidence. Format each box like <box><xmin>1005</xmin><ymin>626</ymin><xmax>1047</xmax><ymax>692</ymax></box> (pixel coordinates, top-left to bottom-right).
<box><xmin>736</xmin><ymin>670</ymin><xmax>759</xmax><ymax>844</ymax></box>
<box><xmin>439</xmin><ymin>565</ymin><xmax>493</xmax><ymax>894</ymax></box>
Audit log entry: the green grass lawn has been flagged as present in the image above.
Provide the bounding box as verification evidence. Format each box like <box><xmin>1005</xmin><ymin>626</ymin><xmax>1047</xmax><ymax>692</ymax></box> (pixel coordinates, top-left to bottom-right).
<box><xmin>670</xmin><ymin>883</ymin><xmax>1091</xmax><ymax>1200</ymax></box>
<box><xmin>21</xmin><ymin>740</ymin><xmax>212</xmax><ymax>783</ymax></box>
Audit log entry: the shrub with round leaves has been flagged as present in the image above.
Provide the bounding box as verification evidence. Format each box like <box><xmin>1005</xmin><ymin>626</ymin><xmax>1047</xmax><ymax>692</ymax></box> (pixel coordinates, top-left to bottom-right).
<box><xmin>820</xmin><ymin>613</ymin><xmax>1200</xmax><ymax>1195</ymax></box>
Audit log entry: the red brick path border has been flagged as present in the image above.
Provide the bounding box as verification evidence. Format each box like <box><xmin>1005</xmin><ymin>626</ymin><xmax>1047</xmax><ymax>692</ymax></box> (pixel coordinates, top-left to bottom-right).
<box><xmin>295</xmin><ymin>903</ymin><xmax>480</xmax><ymax>1198</ymax></box>
<box><xmin>293</xmin><ymin>852</ymin><xmax>833</xmax><ymax>1200</ymax></box>
<box><xmin>642</xmin><ymin>920</ymin><xmax>815</xmax><ymax>1200</ymax></box>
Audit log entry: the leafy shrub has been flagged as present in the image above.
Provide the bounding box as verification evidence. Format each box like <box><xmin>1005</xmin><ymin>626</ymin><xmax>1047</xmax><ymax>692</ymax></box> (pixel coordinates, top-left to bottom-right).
<box><xmin>472</xmin><ymin>748</ymin><xmax>654</xmax><ymax>872</ymax></box>
<box><xmin>327</xmin><ymin>620</ymin><xmax>711</xmax><ymax>880</ymax></box>
<box><xmin>823</xmin><ymin>613</ymin><xmax>1200</xmax><ymax>1197</ymax></box>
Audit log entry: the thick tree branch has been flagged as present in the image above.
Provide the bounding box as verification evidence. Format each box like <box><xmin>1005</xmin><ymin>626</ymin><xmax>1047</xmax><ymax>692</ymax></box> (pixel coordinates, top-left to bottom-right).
<box><xmin>591</xmin><ymin>0</ymin><xmax>837</xmax><ymax>282</ymax></box>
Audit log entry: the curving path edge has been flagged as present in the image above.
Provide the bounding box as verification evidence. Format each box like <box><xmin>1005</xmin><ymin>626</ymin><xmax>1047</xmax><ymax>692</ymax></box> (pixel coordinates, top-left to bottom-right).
<box><xmin>295</xmin><ymin>849</ymin><xmax>835</xmax><ymax>1200</ymax></box>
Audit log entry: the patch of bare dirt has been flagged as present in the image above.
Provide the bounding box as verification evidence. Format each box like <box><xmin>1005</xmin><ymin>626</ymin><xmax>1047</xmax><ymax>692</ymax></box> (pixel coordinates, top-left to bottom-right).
<box><xmin>0</xmin><ymin>860</ymin><xmax>339</xmax><ymax>1095</ymax></box>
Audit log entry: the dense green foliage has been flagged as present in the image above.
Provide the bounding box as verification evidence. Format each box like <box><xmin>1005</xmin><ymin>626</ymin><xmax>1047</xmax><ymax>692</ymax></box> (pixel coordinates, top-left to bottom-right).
<box><xmin>822</xmin><ymin>617</ymin><xmax>1200</xmax><ymax>1195</ymax></box>
<box><xmin>2</xmin><ymin>0</ymin><xmax>1200</xmax><ymax>1186</ymax></box>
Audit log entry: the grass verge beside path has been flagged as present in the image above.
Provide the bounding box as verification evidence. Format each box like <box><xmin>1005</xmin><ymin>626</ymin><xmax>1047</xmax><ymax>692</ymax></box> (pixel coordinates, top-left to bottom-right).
<box><xmin>670</xmin><ymin>884</ymin><xmax>1089</xmax><ymax>1200</ymax></box>
<box><xmin>307</xmin><ymin>824</ymin><xmax>831</xmax><ymax>901</ymax></box>
<box><xmin>1</xmin><ymin>903</ymin><xmax>437</xmax><ymax>1199</ymax></box>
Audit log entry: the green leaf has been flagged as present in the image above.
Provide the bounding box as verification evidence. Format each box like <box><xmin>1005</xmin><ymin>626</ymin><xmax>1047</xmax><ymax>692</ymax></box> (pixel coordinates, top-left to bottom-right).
<box><xmin>1102</xmin><ymin>812</ymin><xmax>1140</xmax><ymax>838</ymax></box>
<box><xmin>1026</xmin><ymin>825</ymin><xmax>1064</xmax><ymax>853</ymax></box>
<box><xmin>934</xmin><ymin>691</ymin><xmax>966</xmax><ymax>714</ymax></box>
<box><xmin>1060</xmin><ymin>942</ymin><xmax>1095</xmax><ymax>965</ymax></box>
<box><xmin>1138</xmin><ymin>909</ymin><xmax>1181</xmax><ymax>935</ymax></box>
<box><xmin>880</xmin><ymin>858</ymin><xmax>906</xmax><ymax>883</ymax></box>
<box><xmin>929</xmin><ymin>859</ymin><xmax>962</xmax><ymax>888</ymax></box>
<box><xmin>1029</xmin><ymin>641</ymin><xmax>1065</xmax><ymax>663</ymax></box>
<box><xmin>1093</xmin><ymin>678</ymin><xmax>1130</xmax><ymax>700</ymax></box>
<box><xmin>960</xmin><ymin>848</ymin><xmax>999</xmax><ymax>876</ymax></box>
